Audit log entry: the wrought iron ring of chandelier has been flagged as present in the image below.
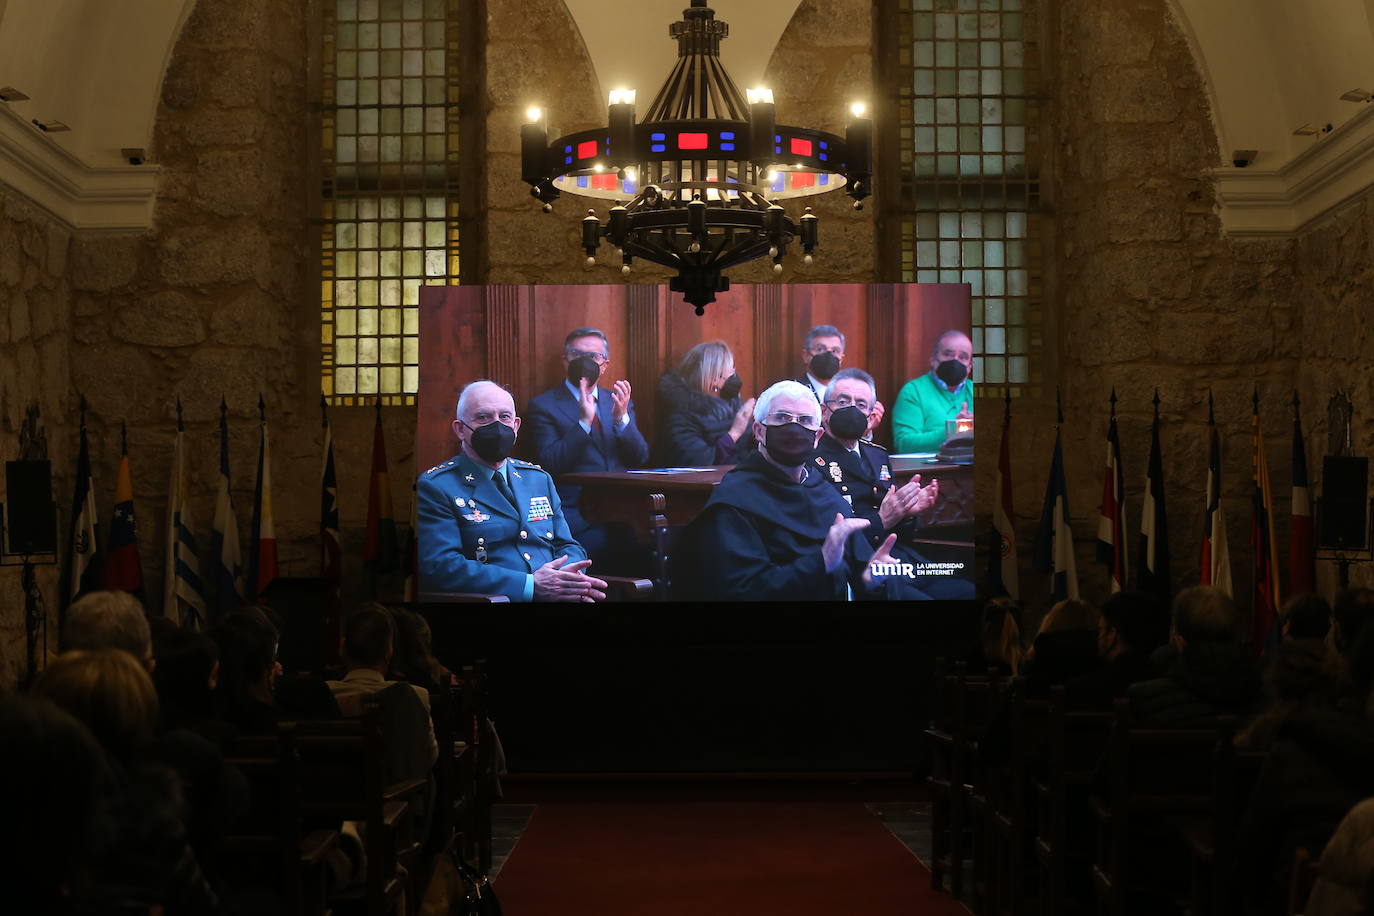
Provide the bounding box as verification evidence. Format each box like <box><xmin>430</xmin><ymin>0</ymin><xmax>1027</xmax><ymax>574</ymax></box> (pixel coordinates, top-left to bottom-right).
<box><xmin>519</xmin><ymin>0</ymin><xmax>874</xmax><ymax>314</ymax></box>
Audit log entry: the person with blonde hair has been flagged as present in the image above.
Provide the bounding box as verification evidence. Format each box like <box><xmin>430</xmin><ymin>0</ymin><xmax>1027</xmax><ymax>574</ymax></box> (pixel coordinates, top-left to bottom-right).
<box><xmin>34</xmin><ymin>648</ymin><xmax>159</xmax><ymax>765</ymax></box>
<box><xmin>980</xmin><ymin>598</ymin><xmax>1024</xmax><ymax>676</ymax></box>
<box><xmin>1021</xmin><ymin>599</ymin><xmax>1102</xmax><ymax>697</ymax></box>
<box><xmin>655</xmin><ymin>339</ymin><xmax>756</xmax><ymax>466</ymax></box>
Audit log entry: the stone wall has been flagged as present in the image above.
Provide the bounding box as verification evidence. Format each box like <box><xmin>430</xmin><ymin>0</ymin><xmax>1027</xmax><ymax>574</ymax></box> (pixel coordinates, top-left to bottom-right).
<box><xmin>0</xmin><ymin>183</ymin><xmax>73</xmax><ymax>687</ymax></box>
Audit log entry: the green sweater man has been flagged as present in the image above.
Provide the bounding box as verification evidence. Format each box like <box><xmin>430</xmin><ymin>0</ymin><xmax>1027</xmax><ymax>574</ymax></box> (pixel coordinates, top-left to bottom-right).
<box><xmin>892</xmin><ymin>330</ymin><xmax>975</xmax><ymax>453</ymax></box>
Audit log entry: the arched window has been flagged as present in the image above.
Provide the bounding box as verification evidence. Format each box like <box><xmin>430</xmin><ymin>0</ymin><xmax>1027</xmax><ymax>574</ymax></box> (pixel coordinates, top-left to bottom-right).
<box><xmin>897</xmin><ymin>0</ymin><xmax>1042</xmax><ymax>397</ymax></box>
<box><xmin>319</xmin><ymin>0</ymin><xmax>462</xmax><ymax>406</ymax></box>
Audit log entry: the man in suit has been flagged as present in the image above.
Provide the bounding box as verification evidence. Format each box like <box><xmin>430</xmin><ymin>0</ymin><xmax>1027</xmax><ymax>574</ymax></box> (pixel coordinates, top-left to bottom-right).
<box><xmin>526</xmin><ymin>327</ymin><xmax>650</xmax><ymax>569</ymax></box>
<box><xmin>814</xmin><ymin>368</ymin><xmax>975</xmax><ymax>600</ymax></box>
<box><xmin>417</xmin><ymin>380</ymin><xmax>608</xmax><ymax>602</ymax></box>
<box><xmin>793</xmin><ymin>324</ymin><xmax>884</xmax><ymax>438</ymax></box>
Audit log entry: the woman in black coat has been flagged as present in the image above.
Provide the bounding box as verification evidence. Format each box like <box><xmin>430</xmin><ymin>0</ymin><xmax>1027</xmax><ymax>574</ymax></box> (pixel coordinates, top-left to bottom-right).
<box><xmin>655</xmin><ymin>339</ymin><xmax>756</xmax><ymax>466</ymax></box>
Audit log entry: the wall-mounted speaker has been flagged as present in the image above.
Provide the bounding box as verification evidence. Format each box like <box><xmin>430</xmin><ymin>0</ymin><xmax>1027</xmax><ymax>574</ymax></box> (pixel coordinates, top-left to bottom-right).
<box><xmin>1319</xmin><ymin>456</ymin><xmax>1369</xmax><ymax>551</ymax></box>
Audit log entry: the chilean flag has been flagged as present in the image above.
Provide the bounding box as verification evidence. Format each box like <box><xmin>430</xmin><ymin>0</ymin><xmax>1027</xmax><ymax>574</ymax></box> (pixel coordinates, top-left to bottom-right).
<box><xmin>248</xmin><ymin>398</ymin><xmax>279</xmax><ymax>602</ymax></box>
<box><xmin>1251</xmin><ymin>395</ymin><xmax>1281</xmax><ymax>654</ymax></box>
<box><xmin>1289</xmin><ymin>397</ymin><xmax>1315</xmax><ymax>596</ymax></box>
<box><xmin>102</xmin><ymin>424</ymin><xmax>144</xmax><ymax>596</ymax></box>
<box><xmin>1034</xmin><ymin>425</ymin><xmax>1079</xmax><ymax>602</ymax></box>
<box><xmin>1200</xmin><ymin>393</ymin><xmax>1233</xmax><ymax>595</ymax></box>
<box><xmin>1096</xmin><ymin>392</ymin><xmax>1128</xmax><ymax>593</ymax></box>
<box><xmin>988</xmin><ymin>396</ymin><xmax>1019</xmax><ymax>600</ymax></box>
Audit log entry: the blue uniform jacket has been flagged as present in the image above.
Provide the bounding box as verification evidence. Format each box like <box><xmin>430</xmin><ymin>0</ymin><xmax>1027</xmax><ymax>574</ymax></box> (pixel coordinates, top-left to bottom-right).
<box><xmin>416</xmin><ymin>452</ymin><xmax>586</xmax><ymax>600</ymax></box>
<box><xmin>525</xmin><ymin>383</ymin><xmax>650</xmax><ymax>534</ymax></box>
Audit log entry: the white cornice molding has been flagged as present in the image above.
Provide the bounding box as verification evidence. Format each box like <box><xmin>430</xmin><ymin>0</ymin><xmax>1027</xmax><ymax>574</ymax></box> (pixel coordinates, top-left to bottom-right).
<box><xmin>0</xmin><ymin>104</ymin><xmax>159</xmax><ymax>230</ymax></box>
<box><xmin>1213</xmin><ymin>102</ymin><xmax>1374</xmax><ymax>238</ymax></box>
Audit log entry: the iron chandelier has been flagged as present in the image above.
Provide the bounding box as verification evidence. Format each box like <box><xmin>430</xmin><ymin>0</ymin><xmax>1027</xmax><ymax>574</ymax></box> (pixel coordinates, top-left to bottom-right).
<box><xmin>520</xmin><ymin>0</ymin><xmax>874</xmax><ymax>314</ymax></box>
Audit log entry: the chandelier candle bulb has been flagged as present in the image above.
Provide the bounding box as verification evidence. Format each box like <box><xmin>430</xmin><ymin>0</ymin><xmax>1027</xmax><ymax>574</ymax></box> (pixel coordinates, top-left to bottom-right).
<box><xmin>608</xmin><ymin>93</ymin><xmax>636</xmax><ymax>166</ymax></box>
<box><xmin>748</xmin><ymin>98</ymin><xmax>776</xmax><ymax>169</ymax></box>
<box><xmin>520</xmin><ymin>118</ymin><xmax>549</xmax><ymax>186</ymax></box>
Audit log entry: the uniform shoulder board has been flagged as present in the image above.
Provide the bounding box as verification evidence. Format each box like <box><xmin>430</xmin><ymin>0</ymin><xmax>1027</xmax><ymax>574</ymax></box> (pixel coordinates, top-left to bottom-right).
<box><xmin>864</xmin><ymin>440</ymin><xmax>889</xmax><ymax>453</ymax></box>
<box><xmin>511</xmin><ymin>458</ymin><xmax>547</xmax><ymax>473</ymax></box>
<box><xmin>422</xmin><ymin>457</ymin><xmax>459</xmax><ymax>477</ymax></box>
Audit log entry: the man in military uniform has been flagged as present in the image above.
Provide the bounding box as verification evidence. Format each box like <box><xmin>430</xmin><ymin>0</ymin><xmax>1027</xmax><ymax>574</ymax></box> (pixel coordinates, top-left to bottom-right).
<box><xmin>417</xmin><ymin>380</ymin><xmax>608</xmax><ymax>602</ymax></box>
<box><xmin>677</xmin><ymin>380</ymin><xmax>921</xmax><ymax>602</ymax></box>
<box><xmin>815</xmin><ymin>368</ymin><xmax>975</xmax><ymax>600</ymax></box>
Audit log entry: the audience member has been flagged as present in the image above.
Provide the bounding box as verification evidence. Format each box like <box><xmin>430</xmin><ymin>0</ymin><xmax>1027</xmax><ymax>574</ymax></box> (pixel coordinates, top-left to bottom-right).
<box><xmin>1064</xmin><ymin>591</ymin><xmax>1168</xmax><ymax>708</ymax></box>
<box><xmin>1022</xmin><ymin>599</ymin><xmax>1101</xmax><ymax>698</ymax></box>
<box><xmin>1128</xmin><ymin>586</ymin><xmax>1263</xmax><ymax>728</ymax></box>
<box><xmin>153</xmin><ymin>626</ymin><xmax>231</xmax><ymax>747</ymax></box>
<box><xmin>0</xmin><ymin>694</ymin><xmax>112</xmax><ymax>914</ymax></box>
<box><xmin>1283</xmin><ymin>592</ymin><xmax>1332</xmax><ymax>642</ymax></box>
<box><xmin>389</xmin><ymin>606</ymin><xmax>453</xmax><ymax>693</ymax></box>
<box><xmin>1331</xmin><ymin>587</ymin><xmax>1374</xmax><ymax>657</ymax></box>
<box><xmin>979</xmin><ymin>598</ymin><xmax>1024</xmax><ymax>676</ymax></box>
<box><xmin>1304</xmin><ymin>797</ymin><xmax>1374</xmax><ymax>916</ymax></box>
<box><xmin>62</xmin><ymin>589</ymin><xmax>154</xmax><ymax>669</ymax></box>
<box><xmin>327</xmin><ymin>605</ymin><xmax>438</xmax><ymax>768</ymax></box>
<box><xmin>655</xmin><ymin>339</ymin><xmax>756</xmax><ymax>466</ymax></box>
<box><xmin>1237</xmin><ymin>638</ymin><xmax>1339</xmax><ymax>751</ymax></box>
<box><xmin>33</xmin><ymin>649</ymin><xmax>220</xmax><ymax>915</ymax></box>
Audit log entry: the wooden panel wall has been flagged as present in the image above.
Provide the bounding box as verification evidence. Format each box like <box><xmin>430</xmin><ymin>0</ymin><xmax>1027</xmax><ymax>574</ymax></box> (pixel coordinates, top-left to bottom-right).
<box><xmin>416</xmin><ymin>283</ymin><xmax>971</xmax><ymax>473</ymax></box>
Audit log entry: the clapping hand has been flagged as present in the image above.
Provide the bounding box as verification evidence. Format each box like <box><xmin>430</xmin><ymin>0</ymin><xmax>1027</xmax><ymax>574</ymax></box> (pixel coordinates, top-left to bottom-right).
<box><xmin>867</xmin><ymin>399</ymin><xmax>885</xmax><ymax>434</ymax></box>
<box><xmin>729</xmin><ymin>397</ymin><xmax>757</xmax><ymax>440</ymax></box>
<box><xmin>878</xmin><ymin>474</ymin><xmax>939</xmax><ymax>528</ymax></box>
<box><xmin>610</xmin><ymin>379</ymin><xmax>632</xmax><ymax>423</ymax></box>
<box><xmin>577</xmin><ymin>378</ymin><xmax>598</xmax><ymax>427</ymax></box>
<box><xmin>822</xmin><ymin>512</ymin><xmax>870</xmax><ymax>572</ymax></box>
<box><xmin>533</xmin><ymin>555</ymin><xmax>608</xmax><ymax>602</ymax></box>
<box><xmin>862</xmin><ymin>533</ymin><xmax>901</xmax><ymax>587</ymax></box>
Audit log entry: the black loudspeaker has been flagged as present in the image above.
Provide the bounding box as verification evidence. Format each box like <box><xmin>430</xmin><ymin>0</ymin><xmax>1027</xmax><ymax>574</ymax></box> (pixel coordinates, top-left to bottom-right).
<box><xmin>1320</xmin><ymin>456</ymin><xmax>1370</xmax><ymax>550</ymax></box>
<box><xmin>4</xmin><ymin>460</ymin><xmax>57</xmax><ymax>554</ymax></box>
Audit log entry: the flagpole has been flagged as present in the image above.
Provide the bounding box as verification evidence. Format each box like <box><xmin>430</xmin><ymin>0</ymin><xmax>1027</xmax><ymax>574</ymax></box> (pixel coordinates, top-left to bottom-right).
<box><xmin>990</xmin><ymin>389</ymin><xmax>1018</xmax><ymax>600</ymax></box>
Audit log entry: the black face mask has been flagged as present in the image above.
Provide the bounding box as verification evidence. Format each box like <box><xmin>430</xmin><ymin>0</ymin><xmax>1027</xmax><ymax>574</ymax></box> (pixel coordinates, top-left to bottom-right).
<box><xmin>566</xmin><ymin>356</ymin><xmax>601</xmax><ymax>387</ymax></box>
<box><xmin>808</xmin><ymin>351</ymin><xmax>841</xmax><ymax>380</ymax></box>
<box><xmin>935</xmin><ymin>359</ymin><xmax>968</xmax><ymax>388</ymax></box>
<box><xmin>763</xmin><ymin>422</ymin><xmax>816</xmax><ymax>468</ymax></box>
<box><xmin>828</xmin><ymin>405</ymin><xmax>869</xmax><ymax>441</ymax></box>
<box><xmin>463</xmin><ymin>420</ymin><xmax>517</xmax><ymax>463</ymax></box>
<box><xmin>718</xmin><ymin>374</ymin><xmax>742</xmax><ymax>401</ymax></box>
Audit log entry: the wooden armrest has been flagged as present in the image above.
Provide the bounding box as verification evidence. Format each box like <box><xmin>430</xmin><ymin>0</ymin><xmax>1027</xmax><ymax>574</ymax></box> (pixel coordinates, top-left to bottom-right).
<box><xmin>1088</xmin><ymin>796</ymin><xmax>1109</xmax><ymax>825</ymax></box>
<box><xmin>301</xmin><ymin>829</ymin><xmax>339</xmax><ymax>865</ymax></box>
<box><xmin>601</xmin><ymin>575</ymin><xmax>654</xmax><ymax>599</ymax></box>
<box><xmin>383</xmin><ymin>777</ymin><xmax>429</xmax><ymax>801</ymax></box>
<box><xmin>382</xmin><ymin>799</ymin><xmax>410</xmax><ymax>829</ymax></box>
<box><xmin>419</xmin><ymin>591</ymin><xmax>511</xmax><ymax>604</ymax></box>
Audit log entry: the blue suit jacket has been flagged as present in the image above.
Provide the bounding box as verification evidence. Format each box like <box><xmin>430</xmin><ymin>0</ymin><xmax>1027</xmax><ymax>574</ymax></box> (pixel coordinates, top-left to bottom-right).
<box><xmin>416</xmin><ymin>453</ymin><xmax>586</xmax><ymax>601</ymax></box>
<box><xmin>525</xmin><ymin>383</ymin><xmax>650</xmax><ymax>534</ymax></box>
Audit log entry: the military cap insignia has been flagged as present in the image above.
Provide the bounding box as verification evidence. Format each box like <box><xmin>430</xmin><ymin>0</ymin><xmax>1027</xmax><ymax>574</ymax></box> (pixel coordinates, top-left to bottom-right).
<box><xmin>527</xmin><ymin>495</ymin><xmax>553</xmax><ymax>522</ymax></box>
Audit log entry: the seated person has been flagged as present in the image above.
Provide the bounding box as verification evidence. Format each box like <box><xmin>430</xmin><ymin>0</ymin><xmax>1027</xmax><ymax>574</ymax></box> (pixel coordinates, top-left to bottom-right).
<box><xmin>1064</xmin><ymin>590</ymin><xmax>1169</xmax><ymax>708</ymax></box>
<box><xmin>1128</xmin><ymin>586</ymin><xmax>1263</xmax><ymax>728</ymax></box>
<box><xmin>978</xmin><ymin>598</ymin><xmax>1025</xmax><ymax>676</ymax></box>
<box><xmin>1282</xmin><ymin>592</ymin><xmax>1331</xmax><ymax>642</ymax></box>
<box><xmin>892</xmin><ymin>329</ymin><xmax>974</xmax><ymax>453</ymax></box>
<box><xmin>655</xmin><ymin>339</ymin><xmax>755</xmax><ymax>466</ymax></box>
<box><xmin>417</xmin><ymin>379</ymin><xmax>607</xmax><ymax>602</ymax></box>
<box><xmin>210</xmin><ymin>607</ymin><xmax>340</xmax><ymax>735</ymax></box>
<box><xmin>525</xmin><ymin>327</ymin><xmax>650</xmax><ymax>568</ymax></box>
<box><xmin>62</xmin><ymin>589</ymin><xmax>156</xmax><ymax>672</ymax></box>
<box><xmin>677</xmin><ymin>380</ymin><xmax>920</xmax><ymax>601</ymax></box>
<box><xmin>1021</xmin><ymin>599</ymin><xmax>1102</xmax><ymax>699</ymax></box>
<box><xmin>814</xmin><ymin>367</ymin><xmax>974</xmax><ymax>600</ymax></box>
<box><xmin>789</xmin><ymin>323</ymin><xmax>883</xmax><ymax>440</ymax></box>
<box><xmin>327</xmin><ymin>605</ymin><xmax>437</xmax><ymax>769</ymax></box>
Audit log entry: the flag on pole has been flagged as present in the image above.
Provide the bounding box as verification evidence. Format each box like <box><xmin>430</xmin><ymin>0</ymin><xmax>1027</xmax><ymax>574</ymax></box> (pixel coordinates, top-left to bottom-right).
<box><xmin>248</xmin><ymin>395</ymin><xmax>279</xmax><ymax>602</ymax></box>
<box><xmin>163</xmin><ymin>399</ymin><xmax>206</xmax><ymax>628</ymax></box>
<box><xmin>1252</xmin><ymin>390</ymin><xmax>1281</xmax><ymax>654</ymax></box>
<box><xmin>404</xmin><ymin>480</ymin><xmax>419</xmax><ymax>604</ymax></box>
<box><xmin>211</xmin><ymin>397</ymin><xmax>244</xmax><ymax>617</ymax></box>
<box><xmin>364</xmin><ymin>401</ymin><xmax>399</xmax><ymax>596</ymax></box>
<box><xmin>321</xmin><ymin>396</ymin><xmax>343</xmax><ymax>660</ymax></box>
<box><xmin>102</xmin><ymin>422</ymin><xmax>144</xmax><ymax>596</ymax></box>
<box><xmin>1096</xmin><ymin>389</ymin><xmax>1129</xmax><ymax>593</ymax></box>
<box><xmin>1289</xmin><ymin>392</ymin><xmax>1315</xmax><ymax>596</ymax></box>
<box><xmin>1137</xmin><ymin>389</ymin><xmax>1172</xmax><ymax>601</ymax></box>
<box><xmin>1034</xmin><ymin>391</ymin><xmax>1079</xmax><ymax>602</ymax></box>
<box><xmin>1200</xmin><ymin>391</ymin><xmax>1233</xmax><ymax>596</ymax></box>
<box><xmin>64</xmin><ymin>395</ymin><xmax>101</xmax><ymax>612</ymax></box>
<box><xmin>988</xmin><ymin>392</ymin><xmax>1019</xmax><ymax>600</ymax></box>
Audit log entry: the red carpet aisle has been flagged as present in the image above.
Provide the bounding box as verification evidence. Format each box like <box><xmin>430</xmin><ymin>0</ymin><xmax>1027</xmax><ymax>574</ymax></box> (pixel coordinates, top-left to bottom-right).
<box><xmin>494</xmin><ymin>802</ymin><xmax>969</xmax><ymax>915</ymax></box>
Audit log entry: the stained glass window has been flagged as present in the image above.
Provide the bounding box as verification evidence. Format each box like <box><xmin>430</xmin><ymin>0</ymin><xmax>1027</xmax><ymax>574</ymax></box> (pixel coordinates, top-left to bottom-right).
<box><xmin>321</xmin><ymin>0</ymin><xmax>460</xmax><ymax>406</ymax></box>
<box><xmin>898</xmin><ymin>0</ymin><xmax>1042</xmax><ymax>397</ymax></box>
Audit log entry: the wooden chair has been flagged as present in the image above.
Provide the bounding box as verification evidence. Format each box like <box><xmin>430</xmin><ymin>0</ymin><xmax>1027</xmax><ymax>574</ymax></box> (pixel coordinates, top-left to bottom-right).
<box><xmin>1286</xmin><ymin>848</ymin><xmax>1318</xmax><ymax>916</ymax></box>
<box><xmin>1089</xmin><ymin>700</ymin><xmax>1233</xmax><ymax>916</ymax></box>
<box><xmin>1032</xmin><ymin>687</ymin><xmax>1114</xmax><ymax>916</ymax></box>
<box><xmin>940</xmin><ymin>667</ymin><xmax>1000</xmax><ymax>900</ymax></box>
<box><xmin>222</xmin><ymin>724</ymin><xmax>339</xmax><ymax>916</ymax></box>
<box><xmin>1172</xmin><ymin>745</ymin><xmax>1264</xmax><ymax>916</ymax></box>
<box><xmin>923</xmin><ymin>660</ymin><xmax>958</xmax><ymax>893</ymax></box>
<box><xmin>985</xmin><ymin>679</ymin><xmax>1051</xmax><ymax>916</ymax></box>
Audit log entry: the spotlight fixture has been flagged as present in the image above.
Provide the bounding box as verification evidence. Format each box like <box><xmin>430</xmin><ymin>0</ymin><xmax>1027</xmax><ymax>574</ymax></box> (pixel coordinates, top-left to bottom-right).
<box><xmin>120</xmin><ymin>148</ymin><xmax>146</xmax><ymax>166</ymax></box>
<box><xmin>1230</xmin><ymin>149</ymin><xmax>1258</xmax><ymax>168</ymax></box>
<box><xmin>1292</xmin><ymin>124</ymin><xmax>1318</xmax><ymax>136</ymax></box>
<box><xmin>0</xmin><ymin>86</ymin><xmax>30</xmax><ymax>102</ymax></box>
<box><xmin>30</xmin><ymin>119</ymin><xmax>70</xmax><ymax>132</ymax></box>
<box><xmin>1340</xmin><ymin>88</ymin><xmax>1372</xmax><ymax>102</ymax></box>
<box><xmin>519</xmin><ymin>0</ymin><xmax>873</xmax><ymax>314</ymax></box>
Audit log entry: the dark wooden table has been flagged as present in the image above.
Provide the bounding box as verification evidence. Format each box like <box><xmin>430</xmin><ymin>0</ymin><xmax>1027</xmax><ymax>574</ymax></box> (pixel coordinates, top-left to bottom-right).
<box><xmin>891</xmin><ymin>460</ymin><xmax>974</xmax><ymax>529</ymax></box>
<box><xmin>562</xmin><ymin>467</ymin><xmax>729</xmax><ymax>540</ymax></box>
